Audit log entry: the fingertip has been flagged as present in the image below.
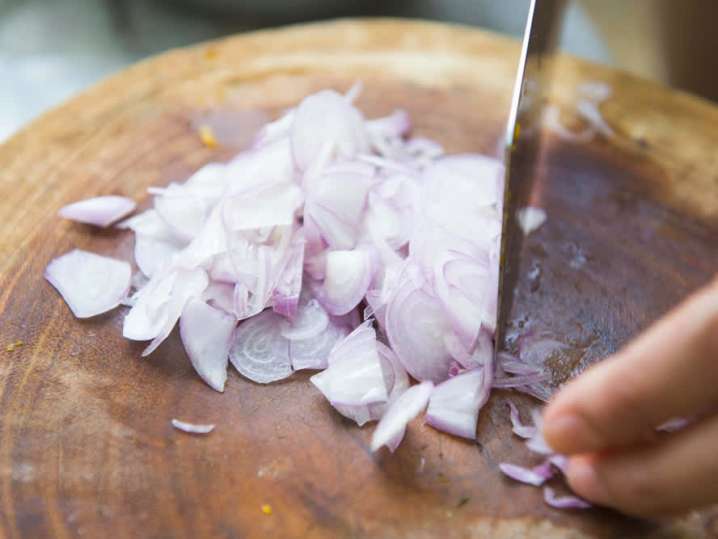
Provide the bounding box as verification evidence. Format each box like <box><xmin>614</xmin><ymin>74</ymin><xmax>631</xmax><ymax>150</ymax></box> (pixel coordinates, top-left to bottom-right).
<box><xmin>542</xmin><ymin>395</ymin><xmax>565</xmax><ymax>424</ymax></box>
<box><xmin>566</xmin><ymin>455</ymin><xmax>610</xmax><ymax>506</ymax></box>
<box><xmin>542</xmin><ymin>388</ymin><xmax>577</xmax><ymax>447</ymax></box>
<box><xmin>542</xmin><ymin>410</ymin><xmax>579</xmax><ymax>453</ymax></box>
<box><xmin>543</xmin><ymin>357</ymin><xmax>628</xmax><ymax>453</ymax></box>
<box><xmin>543</xmin><ymin>405</ymin><xmax>604</xmax><ymax>455</ymax></box>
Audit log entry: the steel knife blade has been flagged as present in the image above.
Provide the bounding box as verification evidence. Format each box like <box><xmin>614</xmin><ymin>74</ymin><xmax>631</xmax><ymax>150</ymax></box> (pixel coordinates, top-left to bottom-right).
<box><xmin>495</xmin><ymin>0</ymin><xmax>568</xmax><ymax>355</ymax></box>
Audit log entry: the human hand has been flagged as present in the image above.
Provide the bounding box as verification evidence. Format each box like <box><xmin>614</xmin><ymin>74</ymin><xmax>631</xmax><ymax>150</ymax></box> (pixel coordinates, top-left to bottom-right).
<box><xmin>543</xmin><ymin>277</ymin><xmax>718</xmax><ymax>517</ymax></box>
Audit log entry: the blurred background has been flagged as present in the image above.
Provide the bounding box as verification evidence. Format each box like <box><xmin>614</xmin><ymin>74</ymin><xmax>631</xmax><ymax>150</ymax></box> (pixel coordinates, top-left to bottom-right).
<box><xmin>1</xmin><ymin>0</ymin><xmax>717</xmax><ymax>141</ymax></box>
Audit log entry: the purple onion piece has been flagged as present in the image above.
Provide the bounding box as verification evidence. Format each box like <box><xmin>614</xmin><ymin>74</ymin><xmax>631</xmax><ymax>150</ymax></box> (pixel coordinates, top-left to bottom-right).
<box><xmin>543</xmin><ymin>487</ymin><xmax>591</xmax><ymax>509</ymax></box>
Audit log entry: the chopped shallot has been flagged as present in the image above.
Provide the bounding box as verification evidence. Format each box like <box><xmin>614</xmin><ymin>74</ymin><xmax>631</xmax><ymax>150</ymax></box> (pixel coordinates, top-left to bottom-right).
<box><xmin>371</xmin><ymin>381</ymin><xmax>433</xmax><ymax>452</ymax></box>
<box><xmin>657</xmin><ymin>417</ymin><xmax>690</xmax><ymax>433</ymax></box>
<box><xmin>499</xmin><ymin>463</ymin><xmax>552</xmax><ymax>487</ymax></box>
<box><xmin>45</xmin><ymin>249</ymin><xmax>131</xmax><ymax>318</ymax></box>
<box><xmin>230</xmin><ymin>310</ymin><xmax>292</xmax><ymax>384</ymax></box>
<box><xmin>290</xmin><ymin>321</ymin><xmax>347</xmax><ymax>371</ymax></box>
<box><xmin>44</xmin><ymin>85</ymin><xmax>592</xmax><ymax>508</ymax></box>
<box><xmin>544</xmin><ymin>487</ymin><xmax>591</xmax><ymax>510</ymax></box>
<box><xmin>171</xmin><ymin>419</ymin><xmax>215</xmax><ymax>434</ymax></box>
<box><xmin>577</xmin><ymin>99</ymin><xmax>614</xmax><ymax>138</ymax></box>
<box><xmin>507</xmin><ymin>402</ymin><xmax>536</xmax><ymax>439</ymax></box>
<box><xmin>180</xmin><ymin>298</ymin><xmax>235</xmax><ymax>392</ymax></box>
<box><xmin>319</xmin><ymin>250</ymin><xmax>372</xmax><ymax>315</ymax></box>
<box><xmin>577</xmin><ymin>81</ymin><xmax>612</xmax><ymax>102</ymax></box>
<box><xmin>517</xmin><ymin>207</ymin><xmax>547</xmax><ymax>236</ymax></box>
<box><xmin>310</xmin><ymin>321</ymin><xmax>388</xmax><ymax>406</ymax></box>
<box><xmin>542</xmin><ymin>105</ymin><xmax>594</xmax><ymax>144</ymax></box>
<box><xmin>59</xmin><ymin>195</ymin><xmax>136</xmax><ymax>227</ymax></box>
<box><xmin>280</xmin><ymin>298</ymin><xmax>329</xmax><ymax>341</ymax></box>
<box><xmin>543</xmin><ymin>80</ymin><xmax>614</xmax><ymax>143</ymax></box>
<box><xmin>500</xmin><ymin>406</ymin><xmax>590</xmax><ymax>509</ymax></box>
<box><xmin>425</xmin><ymin>358</ymin><xmax>492</xmax><ymax>440</ymax></box>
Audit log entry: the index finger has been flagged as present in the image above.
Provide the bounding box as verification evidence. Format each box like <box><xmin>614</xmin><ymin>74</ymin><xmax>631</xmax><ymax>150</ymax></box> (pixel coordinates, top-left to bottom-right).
<box><xmin>543</xmin><ymin>276</ymin><xmax>718</xmax><ymax>455</ymax></box>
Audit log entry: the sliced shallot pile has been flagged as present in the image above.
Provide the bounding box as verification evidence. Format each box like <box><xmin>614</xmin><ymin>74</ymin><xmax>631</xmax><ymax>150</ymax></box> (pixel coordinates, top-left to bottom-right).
<box><xmin>46</xmin><ymin>85</ymin><xmax>581</xmax><ymax>509</ymax></box>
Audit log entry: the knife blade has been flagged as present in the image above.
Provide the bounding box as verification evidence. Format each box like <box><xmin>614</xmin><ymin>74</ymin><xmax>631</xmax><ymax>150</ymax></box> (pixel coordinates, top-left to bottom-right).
<box><xmin>495</xmin><ymin>0</ymin><xmax>567</xmax><ymax>354</ymax></box>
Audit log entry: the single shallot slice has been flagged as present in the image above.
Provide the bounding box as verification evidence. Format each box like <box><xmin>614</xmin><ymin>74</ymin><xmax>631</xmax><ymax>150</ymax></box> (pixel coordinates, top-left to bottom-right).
<box><xmin>543</xmin><ymin>487</ymin><xmax>591</xmax><ymax>510</ymax></box>
<box><xmin>425</xmin><ymin>365</ymin><xmax>491</xmax><ymax>440</ymax></box>
<box><xmin>507</xmin><ymin>402</ymin><xmax>537</xmax><ymax>439</ymax></box>
<box><xmin>517</xmin><ymin>207</ymin><xmax>547</xmax><ymax>236</ymax></box>
<box><xmin>319</xmin><ymin>250</ymin><xmax>373</xmax><ymax>316</ymax></box>
<box><xmin>499</xmin><ymin>463</ymin><xmax>549</xmax><ymax>487</ymax></box>
<box><xmin>371</xmin><ymin>381</ymin><xmax>434</xmax><ymax>452</ymax></box>
<box><xmin>291</xmin><ymin>89</ymin><xmax>368</xmax><ymax>171</ymax></box>
<box><xmin>180</xmin><ymin>298</ymin><xmax>236</xmax><ymax>392</ymax></box>
<box><xmin>171</xmin><ymin>419</ymin><xmax>215</xmax><ymax>434</ymax></box>
<box><xmin>45</xmin><ymin>249</ymin><xmax>131</xmax><ymax>318</ymax></box>
<box><xmin>386</xmin><ymin>280</ymin><xmax>454</xmax><ymax>383</ymax></box>
<box><xmin>310</xmin><ymin>321</ymin><xmax>388</xmax><ymax>406</ymax></box>
<box><xmin>59</xmin><ymin>196</ymin><xmax>136</xmax><ymax>227</ymax></box>
<box><xmin>229</xmin><ymin>309</ymin><xmax>292</xmax><ymax>384</ymax></box>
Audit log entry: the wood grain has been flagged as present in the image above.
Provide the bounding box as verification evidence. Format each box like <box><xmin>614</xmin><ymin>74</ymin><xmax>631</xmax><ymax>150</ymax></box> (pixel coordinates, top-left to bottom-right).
<box><xmin>0</xmin><ymin>19</ymin><xmax>716</xmax><ymax>539</ymax></box>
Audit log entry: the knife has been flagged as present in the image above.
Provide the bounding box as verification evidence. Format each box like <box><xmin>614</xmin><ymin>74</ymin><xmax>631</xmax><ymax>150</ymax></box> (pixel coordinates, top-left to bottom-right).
<box><xmin>495</xmin><ymin>0</ymin><xmax>567</xmax><ymax>354</ymax></box>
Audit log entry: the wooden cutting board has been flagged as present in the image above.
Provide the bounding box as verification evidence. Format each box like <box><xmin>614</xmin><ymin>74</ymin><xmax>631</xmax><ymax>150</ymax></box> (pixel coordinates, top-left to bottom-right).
<box><xmin>0</xmin><ymin>19</ymin><xmax>716</xmax><ymax>539</ymax></box>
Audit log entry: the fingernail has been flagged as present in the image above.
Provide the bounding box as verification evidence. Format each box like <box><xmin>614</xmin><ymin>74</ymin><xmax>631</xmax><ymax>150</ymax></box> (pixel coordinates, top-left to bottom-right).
<box><xmin>567</xmin><ymin>458</ymin><xmax>610</xmax><ymax>505</ymax></box>
<box><xmin>543</xmin><ymin>413</ymin><xmax>602</xmax><ymax>453</ymax></box>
